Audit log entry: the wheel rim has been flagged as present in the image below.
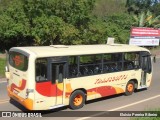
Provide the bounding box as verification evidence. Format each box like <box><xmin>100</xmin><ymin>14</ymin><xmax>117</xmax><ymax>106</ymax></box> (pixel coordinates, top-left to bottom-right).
<box><xmin>127</xmin><ymin>83</ymin><xmax>133</xmax><ymax>92</ymax></box>
<box><xmin>73</xmin><ymin>94</ymin><xmax>83</xmax><ymax>106</ymax></box>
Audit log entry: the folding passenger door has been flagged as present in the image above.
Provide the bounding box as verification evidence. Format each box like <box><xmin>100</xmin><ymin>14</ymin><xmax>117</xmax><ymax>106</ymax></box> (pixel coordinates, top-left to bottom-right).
<box><xmin>140</xmin><ymin>52</ymin><xmax>152</xmax><ymax>87</ymax></box>
<box><xmin>51</xmin><ymin>62</ymin><xmax>66</xmax><ymax>105</ymax></box>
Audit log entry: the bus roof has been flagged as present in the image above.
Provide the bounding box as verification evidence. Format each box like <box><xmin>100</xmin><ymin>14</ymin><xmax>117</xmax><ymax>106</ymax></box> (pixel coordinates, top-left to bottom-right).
<box><xmin>11</xmin><ymin>44</ymin><xmax>150</xmax><ymax>57</ymax></box>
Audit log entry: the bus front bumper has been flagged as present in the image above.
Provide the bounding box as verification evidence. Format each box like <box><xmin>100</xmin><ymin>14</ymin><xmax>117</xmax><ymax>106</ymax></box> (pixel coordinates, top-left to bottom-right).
<box><xmin>7</xmin><ymin>87</ymin><xmax>33</xmax><ymax>110</ymax></box>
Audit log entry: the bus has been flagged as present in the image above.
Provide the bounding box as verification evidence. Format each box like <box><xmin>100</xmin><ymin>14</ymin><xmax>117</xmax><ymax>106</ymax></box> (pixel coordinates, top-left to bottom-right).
<box><xmin>5</xmin><ymin>44</ymin><xmax>152</xmax><ymax>110</ymax></box>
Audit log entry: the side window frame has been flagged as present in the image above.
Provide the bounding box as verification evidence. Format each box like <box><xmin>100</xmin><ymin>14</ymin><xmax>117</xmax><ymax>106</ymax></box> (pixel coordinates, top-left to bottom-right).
<box><xmin>123</xmin><ymin>52</ymin><xmax>140</xmax><ymax>71</ymax></box>
<box><xmin>103</xmin><ymin>53</ymin><xmax>123</xmax><ymax>73</ymax></box>
<box><xmin>35</xmin><ymin>58</ymin><xmax>49</xmax><ymax>83</ymax></box>
<box><xmin>140</xmin><ymin>51</ymin><xmax>152</xmax><ymax>73</ymax></box>
<box><xmin>68</xmin><ymin>54</ymin><xmax>103</xmax><ymax>78</ymax></box>
<box><xmin>79</xmin><ymin>54</ymin><xmax>103</xmax><ymax>77</ymax></box>
<box><xmin>68</xmin><ymin>56</ymin><xmax>79</xmax><ymax>78</ymax></box>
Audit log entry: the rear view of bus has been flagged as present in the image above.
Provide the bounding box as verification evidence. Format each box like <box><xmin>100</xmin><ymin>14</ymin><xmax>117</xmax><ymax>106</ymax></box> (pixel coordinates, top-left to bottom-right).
<box><xmin>5</xmin><ymin>48</ymin><xmax>33</xmax><ymax>110</ymax></box>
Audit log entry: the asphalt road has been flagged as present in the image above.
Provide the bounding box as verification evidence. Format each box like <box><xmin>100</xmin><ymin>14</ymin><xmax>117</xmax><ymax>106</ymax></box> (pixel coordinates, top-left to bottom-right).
<box><xmin>0</xmin><ymin>59</ymin><xmax>160</xmax><ymax>120</ymax></box>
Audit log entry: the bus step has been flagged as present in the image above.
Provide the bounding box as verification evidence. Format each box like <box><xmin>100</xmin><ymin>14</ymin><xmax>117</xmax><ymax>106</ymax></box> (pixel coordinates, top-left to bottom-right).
<box><xmin>139</xmin><ymin>85</ymin><xmax>147</xmax><ymax>89</ymax></box>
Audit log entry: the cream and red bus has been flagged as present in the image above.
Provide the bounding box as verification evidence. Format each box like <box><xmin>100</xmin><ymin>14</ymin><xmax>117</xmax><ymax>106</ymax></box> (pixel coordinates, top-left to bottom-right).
<box><xmin>5</xmin><ymin>44</ymin><xmax>152</xmax><ymax>110</ymax></box>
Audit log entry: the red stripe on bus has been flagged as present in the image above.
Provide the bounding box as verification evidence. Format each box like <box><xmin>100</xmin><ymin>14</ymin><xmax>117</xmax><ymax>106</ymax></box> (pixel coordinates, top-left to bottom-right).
<box><xmin>36</xmin><ymin>81</ymin><xmax>63</xmax><ymax>97</ymax></box>
<box><xmin>87</xmin><ymin>86</ymin><xmax>116</xmax><ymax>97</ymax></box>
<box><xmin>11</xmin><ymin>79</ymin><xmax>26</xmax><ymax>92</ymax></box>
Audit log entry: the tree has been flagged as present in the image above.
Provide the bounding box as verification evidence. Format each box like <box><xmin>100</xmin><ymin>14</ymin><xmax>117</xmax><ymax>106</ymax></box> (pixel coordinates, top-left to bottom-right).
<box><xmin>125</xmin><ymin>0</ymin><xmax>160</xmax><ymax>27</ymax></box>
<box><xmin>125</xmin><ymin>0</ymin><xmax>159</xmax><ymax>14</ymax></box>
<box><xmin>31</xmin><ymin>15</ymin><xmax>79</xmax><ymax>45</ymax></box>
<box><xmin>151</xmin><ymin>2</ymin><xmax>160</xmax><ymax>16</ymax></box>
<box><xmin>104</xmin><ymin>13</ymin><xmax>135</xmax><ymax>44</ymax></box>
<box><xmin>0</xmin><ymin>0</ymin><xmax>109</xmax><ymax>51</ymax></box>
<box><xmin>133</xmin><ymin>10</ymin><xmax>160</xmax><ymax>27</ymax></box>
<box><xmin>93</xmin><ymin>0</ymin><xmax>127</xmax><ymax>17</ymax></box>
<box><xmin>0</xmin><ymin>0</ymin><xmax>33</xmax><ymax>50</ymax></box>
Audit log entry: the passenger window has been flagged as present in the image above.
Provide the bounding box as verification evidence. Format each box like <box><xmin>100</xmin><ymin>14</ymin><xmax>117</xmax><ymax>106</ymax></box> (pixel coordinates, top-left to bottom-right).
<box><xmin>79</xmin><ymin>55</ymin><xmax>102</xmax><ymax>76</ymax></box>
<box><xmin>103</xmin><ymin>53</ymin><xmax>122</xmax><ymax>73</ymax></box>
<box><xmin>104</xmin><ymin>54</ymin><xmax>112</xmax><ymax>62</ymax></box>
<box><xmin>124</xmin><ymin>53</ymin><xmax>140</xmax><ymax>70</ymax></box>
<box><xmin>35</xmin><ymin>58</ymin><xmax>48</xmax><ymax>82</ymax></box>
<box><xmin>69</xmin><ymin>56</ymin><xmax>78</xmax><ymax>78</ymax></box>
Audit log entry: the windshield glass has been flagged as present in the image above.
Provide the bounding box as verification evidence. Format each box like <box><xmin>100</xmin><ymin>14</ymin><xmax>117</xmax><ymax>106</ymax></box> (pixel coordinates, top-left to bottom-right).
<box><xmin>9</xmin><ymin>51</ymin><xmax>28</xmax><ymax>71</ymax></box>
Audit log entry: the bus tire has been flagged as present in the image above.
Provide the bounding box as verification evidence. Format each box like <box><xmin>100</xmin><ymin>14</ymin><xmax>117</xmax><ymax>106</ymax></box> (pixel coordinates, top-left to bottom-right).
<box><xmin>69</xmin><ymin>90</ymin><xmax>85</xmax><ymax>110</ymax></box>
<box><xmin>9</xmin><ymin>98</ymin><xmax>14</xmax><ymax>103</ymax></box>
<box><xmin>125</xmin><ymin>81</ymin><xmax>135</xmax><ymax>96</ymax></box>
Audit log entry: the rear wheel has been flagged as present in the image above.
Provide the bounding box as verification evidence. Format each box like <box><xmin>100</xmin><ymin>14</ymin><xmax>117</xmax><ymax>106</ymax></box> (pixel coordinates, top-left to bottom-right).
<box><xmin>69</xmin><ymin>90</ymin><xmax>85</xmax><ymax>110</ymax></box>
<box><xmin>9</xmin><ymin>98</ymin><xmax>14</xmax><ymax>103</ymax></box>
<box><xmin>125</xmin><ymin>81</ymin><xmax>135</xmax><ymax>96</ymax></box>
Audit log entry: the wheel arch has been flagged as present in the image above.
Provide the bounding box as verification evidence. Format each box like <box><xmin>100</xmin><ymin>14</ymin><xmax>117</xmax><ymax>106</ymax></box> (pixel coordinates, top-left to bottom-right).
<box><xmin>71</xmin><ymin>88</ymin><xmax>87</xmax><ymax>96</ymax></box>
<box><xmin>69</xmin><ymin>88</ymin><xmax>87</xmax><ymax>109</ymax></box>
<box><xmin>70</xmin><ymin>88</ymin><xmax>87</xmax><ymax>101</ymax></box>
<box><xmin>128</xmin><ymin>79</ymin><xmax>138</xmax><ymax>90</ymax></box>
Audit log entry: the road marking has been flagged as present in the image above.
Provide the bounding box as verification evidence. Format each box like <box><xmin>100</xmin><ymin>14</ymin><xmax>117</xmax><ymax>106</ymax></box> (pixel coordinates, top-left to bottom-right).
<box><xmin>0</xmin><ymin>99</ymin><xmax>9</xmax><ymax>104</ymax></box>
<box><xmin>0</xmin><ymin>100</ymin><xmax>9</xmax><ymax>104</ymax></box>
<box><xmin>0</xmin><ymin>99</ymin><xmax>10</xmax><ymax>102</ymax></box>
<box><xmin>76</xmin><ymin>94</ymin><xmax>160</xmax><ymax>120</ymax></box>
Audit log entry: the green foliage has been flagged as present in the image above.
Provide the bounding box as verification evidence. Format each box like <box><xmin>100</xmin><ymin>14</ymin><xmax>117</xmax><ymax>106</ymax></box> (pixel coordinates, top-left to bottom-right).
<box><xmin>0</xmin><ymin>58</ymin><xmax>5</xmax><ymax>77</ymax></box>
<box><xmin>0</xmin><ymin>0</ymin><xmax>32</xmax><ymax>50</ymax></box>
<box><xmin>94</xmin><ymin>0</ymin><xmax>127</xmax><ymax>17</ymax></box>
<box><xmin>151</xmin><ymin>2</ymin><xmax>160</xmax><ymax>16</ymax></box>
<box><xmin>79</xmin><ymin>17</ymin><xmax>107</xmax><ymax>44</ymax></box>
<box><xmin>31</xmin><ymin>15</ymin><xmax>78</xmax><ymax>45</ymax></box>
<box><xmin>131</xmin><ymin>117</ymin><xmax>160</xmax><ymax>120</ymax></box>
<box><xmin>104</xmin><ymin>13</ymin><xmax>135</xmax><ymax>44</ymax></box>
<box><xmin>130</xmin><ymin>108</ymin><xmax>160</xmax><ymax>120</ymax></box>
<box><xmin>126</xmin><ymin>0</ymin><xmax>160</xmax><ymax>14</ymax></box>
<box><xmin>125</xmin><ymin>0</ymin><xmax>160</xmax><ymax>28</ymax></box>
<box><xmin>0</xmin><ymin>0</ymin><xmax>109</xmax><ymax>50</ymax></box>
<box><xmin>132</xmin><ymin>10</ymin><xmax>160</xmax><ymax>27</ymax></box>
<box><xmin>0</xmin><ymin>0</ymin><xmax>160</xmax><ymax>51</ymax></box>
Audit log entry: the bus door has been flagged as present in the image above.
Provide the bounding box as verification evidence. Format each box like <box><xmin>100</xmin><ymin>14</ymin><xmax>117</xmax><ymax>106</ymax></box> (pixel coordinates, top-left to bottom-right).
<box><xmin>51</xmin><ymin>62</ymin><xmax>66</xmax><ymax>105</ymax></box>
<box><xmin>140</xmin><ymin>52</ymin><xmax>152</xmax><ymax>87</ymax></box>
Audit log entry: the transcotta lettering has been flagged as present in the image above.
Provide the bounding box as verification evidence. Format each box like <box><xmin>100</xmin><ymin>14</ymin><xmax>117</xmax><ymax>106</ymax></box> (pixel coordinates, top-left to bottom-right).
<box><xmin>94</xmin><ymin>75</ymin><xmax>128</xmax><ymax>84</ymax></box>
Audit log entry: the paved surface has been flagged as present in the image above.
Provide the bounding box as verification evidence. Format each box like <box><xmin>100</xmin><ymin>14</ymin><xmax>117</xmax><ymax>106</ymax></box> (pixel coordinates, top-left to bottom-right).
<box><xmin>0</xmin><ymin>54</ymin><xmax>6</xmax><ymax>59</ymax></box>
<box><xmin>0</xmin><ymin>59</ymin><xmax>160</xmax><ymax>120</ymax></box>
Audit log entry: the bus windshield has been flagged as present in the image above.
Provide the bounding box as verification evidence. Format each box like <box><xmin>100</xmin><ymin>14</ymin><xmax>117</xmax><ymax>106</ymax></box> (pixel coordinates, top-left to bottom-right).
<box><xmin>9</xmin><ymin>51</ymin><xmax>28</xmax><ymax>71</ymax></box>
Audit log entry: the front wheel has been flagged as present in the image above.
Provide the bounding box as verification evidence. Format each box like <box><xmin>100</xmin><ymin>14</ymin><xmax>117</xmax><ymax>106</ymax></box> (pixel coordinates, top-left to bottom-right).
<box><xmin>69</xmin><ymin>90</ymin><xmax>85</xmax><ymax>110</ymax></box>
<box><xmin>125</xmin><ymin>81</ymin><xmax>135</xmax><ymax>96</ymax></box>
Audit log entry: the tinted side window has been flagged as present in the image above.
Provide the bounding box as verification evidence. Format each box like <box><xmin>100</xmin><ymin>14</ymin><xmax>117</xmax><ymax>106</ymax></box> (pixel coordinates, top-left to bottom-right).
<box><xmin>79</xmin><ymin>55</ymin><xmax>102</xmax><ymax>76</ymax></box>
<box><xmin>35</xmin><ymin>58</ymin><xmax>48</xmax><ymax>82</ymax></box>
<box><xmin>141</xmin><ymin>51</ymin><xmax>152</xmax><ymax>73</ymax></box>
<box><xmin>148</xmin><ymin>56</ymin><xmax>152</xmax><ymax>73</ymax></box>
<box><xmin>103</xmin><ymin>53</ymin><xmax>122</xmax><ymax>73</ymax></box>
<box><xmin>124</xmin><ymin>52</ymin><xmax>140</xmax><ymax>70</ymax></box>
<box><xmin>69</xmin><ymin>56</ymin><xmax>78</xmax><ymax>78</ymax></box>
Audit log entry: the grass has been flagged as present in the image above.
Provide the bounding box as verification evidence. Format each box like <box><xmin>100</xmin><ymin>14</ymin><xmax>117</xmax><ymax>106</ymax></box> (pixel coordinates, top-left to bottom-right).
<box><xmin>0</xmin><ymin>58</ymin><xmax>6</xmax><ymax>77</ymax></box>
<box><xmin>130</xmin><ymin>108</ymin><xmax>160</xmax><ymax>120</ymax></box>
<box><xmin>132</xmin><ymin>118</ymin><xmax>160</xmax><ymax>120</ymax></box>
